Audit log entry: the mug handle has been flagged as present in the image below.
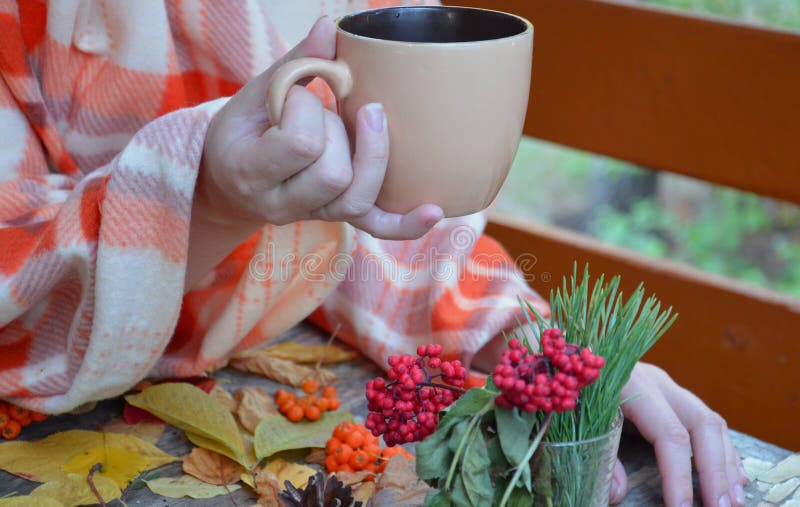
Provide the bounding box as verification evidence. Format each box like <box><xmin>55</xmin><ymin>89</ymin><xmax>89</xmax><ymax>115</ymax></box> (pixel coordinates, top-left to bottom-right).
<box><xmin>267</xmin><ymin>58</ymin><xmax>353</xmax><ymax>122</ymax></box>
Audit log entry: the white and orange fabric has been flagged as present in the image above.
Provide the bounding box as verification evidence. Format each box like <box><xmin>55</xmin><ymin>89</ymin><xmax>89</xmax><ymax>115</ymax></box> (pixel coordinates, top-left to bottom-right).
<box><xmin>0</xmin><ymin>0</ymin><xmax>548</xmax><ymax>413</ymax></box>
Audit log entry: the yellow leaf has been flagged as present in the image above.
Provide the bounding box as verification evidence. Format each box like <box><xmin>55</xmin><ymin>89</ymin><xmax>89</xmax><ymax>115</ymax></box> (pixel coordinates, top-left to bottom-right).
<box><xmin>31</xmin><ymin>473</ymin><xmax>121</xmax><ymax>506</ymax></box>
<box><xmin>252</xmin><ymin>469</ymin><xmax>281</xmax><ymax>507</ymax></box>
<box><xmin>352</xmin><ymin>481</ymin><xmax>377</xmax><ymax>505</ymax></box>
<box><xmin>101</xmin><ymin>418</ymin><xmax>166</xmax><ymax>446</ymax></box>
<box><xmin>185</xmin><ymin>432</ymin><xmax>254</xmax><ymax>468</ymax></box>
<box><xmin>0</xmin><ymin>430</ymin><xmax>176</xmax><ymax>483</ymax></box>
<box><xmin>261</xmin><ymin>343</ymin><xmax>358</xmax><ymax>364</ymax></box>
<box><xmin>125</xmin><ymin>383</ymin><xmax>245</xmax><ymax>463</ymax></box>
<box><xmin>228</xmin><ymin>352</ymin><xmax>337</xmax><ymax>387</ymax></box>
<box><xmin>234</xmin><ymin>386</ymin><xmax>279</xmax><ymax>433</ymax></box>
<box><xmin>262</xmin><ymin>458</ymin><xmax>315</xmax><ymax>490</ymax></box>
<box><xmin>145</xmin><ymin>475</ymin><xmax>241</xmax><ymax>499</ymax></box>
<box><xmin>182</xmin><ymin>447</ymin><xmax>246</xmax><ymax>486</ymax></box>
<box><xmin>0</xmin><ymin>497</ymin><xmax>64</xmax><ymax>507</ymax></box>
<box><xmin>61</xmin><ymin>446</ymin><xmax>149</xmax><ymax>489</ymax></box>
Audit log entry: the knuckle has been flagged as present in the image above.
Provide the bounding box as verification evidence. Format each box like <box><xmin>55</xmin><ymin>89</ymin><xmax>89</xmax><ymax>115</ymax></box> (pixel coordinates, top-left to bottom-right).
<box><xmin>663</xmin><ymin>426</ymin><xmax>691</xmax><ymax>447</ymax></box>
<box><xmin>701</xmin><ymin>411</ymin><xmax>726</xmax><ymax>432</ymax></box>
<box><xmin>341</xmin><ymin>198</ymin><xmax>372</xmax><ymax>218</ymax></box>
<box><xmin>286</xmin><ymin>131</ymin><xmax>324</xmax><ymax>161</ymax></box>
<box><xmin>318</xmin><ymin>167</ymin><xmax>352</xmax><ymax>195</ymax></box>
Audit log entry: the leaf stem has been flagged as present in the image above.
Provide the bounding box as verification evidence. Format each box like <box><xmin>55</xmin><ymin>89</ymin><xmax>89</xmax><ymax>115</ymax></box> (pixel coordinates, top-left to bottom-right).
<box><xmin>443</xmin><ymin>398</ymin><xmax>493</xmax><ymax>491</ymax></box>
<box><xmin>87</xmin><ymin>463</ymin><xmax>107</xmax><ymax>507</ymax></box>
<box><xmin>498</xmin><ymin>411</ymin><xmax>554</xmax><ymax>507</ymax></box>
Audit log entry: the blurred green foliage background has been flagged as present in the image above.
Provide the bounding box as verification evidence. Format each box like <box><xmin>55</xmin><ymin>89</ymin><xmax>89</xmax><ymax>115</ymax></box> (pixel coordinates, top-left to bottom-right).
<box><xmin>495</xmin><ymin>0</ymin><xmax>800</xmax><ymax>297</ymax></box>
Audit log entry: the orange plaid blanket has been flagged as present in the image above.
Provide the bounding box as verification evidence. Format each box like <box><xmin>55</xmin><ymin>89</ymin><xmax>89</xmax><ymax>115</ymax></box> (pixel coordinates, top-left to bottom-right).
<box><xmin>0</xmin><ymin>0</ymin><xmax>547</xmax><ymax>412</ymax></box>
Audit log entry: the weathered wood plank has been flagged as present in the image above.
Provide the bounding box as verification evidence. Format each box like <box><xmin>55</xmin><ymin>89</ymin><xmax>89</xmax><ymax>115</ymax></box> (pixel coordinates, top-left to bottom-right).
<box><xmin>444</xmin><ymin>0</ymin><xmax>800</xmax><ymax>205</ymax></box>
<box><xmin>486</xmin><ymin>213</ymin><xmax>800</xmax><ymax>451</ymax></box>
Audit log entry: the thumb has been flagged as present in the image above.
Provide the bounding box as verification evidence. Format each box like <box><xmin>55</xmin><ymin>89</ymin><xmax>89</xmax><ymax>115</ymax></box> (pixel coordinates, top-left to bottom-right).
<box><xmin>227</xmin><ymin>16</ymin><xmax>337</xmax><ymax>116</ymax></box>
<box><xmin>609</xmin><ymin>459</ymin><xmax>628</xmax><ymax>505</ymax></box>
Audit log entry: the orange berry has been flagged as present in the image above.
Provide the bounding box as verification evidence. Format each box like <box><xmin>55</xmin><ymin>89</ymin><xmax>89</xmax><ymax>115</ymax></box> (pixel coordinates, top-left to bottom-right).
<box><xmin>333</xmin><ymin>444</ymin><xmax>353</xmax><ymax>465</ymax></box>
<box><xmin>322</xmin><ymin>386</ymin><xmax>337</xmax><ymax>399</ymax></box>
<box><xmin>304</xmin><ymin>405</ymin><xmax>321</xmax><ymax>421</ymax></box>
<box><xmin>348</xmin><ymin>450</ymin><xmax>370</xmax><ymax>471</ymax></box>
<box><xmin>364</xmin><ymin>444</ymin><xmax>381</xmax><ymax>459</ymax></box>
<box><xmin>324</xmin><ymin>455</ymin><xmax>339</xmax><ymax>472</ymax></box>
<box><xmin>29</xmin><ymin>411</ymin><xmax>47</xmax><ymax>422</ymax></box>
<box><xmin>278</xmin><ymin>399</ymin><xmax>295</xmax><ymax>415</ymax></box>
<box><xmin>344</xmin><ymin>430</ymin><xmax>365</xmax><ymax>449</ymax></box>
<box><xmin>0</xmin><ymin>412</ymin><xmax>8</xmax><ymax>430</ymax></box>
<box><xmin>302</xmin><ymin>378</ymin><xmax>319</xmax><ymax>395</ymax></box>
<box><xmin>295</xmin><ymin>397</ymin><xmax>311</xmax><ymax>408</ymax></box>
<box><xmin>364</xmin><ymin>462</ymin><xmax>379</xmax><ymax>473</ymax></box>
<box><xmin>339</xmin><ymin>464</ymin><xmax>355</xmax><ymax>474</ymax></box>
<box><xmin>327</xmin><ymin>398</ymin><xmax>340</xmax><ymax>410</ymax></box>
<box><xmin>8</xmin><ymin>406</ymin><xmax>29</xmax><ymax>421</ymax></box>
<box><xmin>333</xmin><ymin>422</ymin><xmax>352</xmax><ymax>441</ymax></box>
<box><xmin>286</xmin><ymin>405</ymin><xmax>304</xmax><ymax>423</ymax></box>
<box><xmin>326</xmin><ymin>437</ymin><xmax>342</xmax><ymax>453</ymax></box>
<box><xmin>1</xmin><ymin>420</ymin><xmax>21</xmax><ymax>440</ymax></box>
<box><xmin>274</xmin><ymin>389</ymin><xmax>293</xmax><ymax>406</ymax></box>
<box><xmin>312</xmin><ymin>397</ymin><xmax>330</xmax><ymax>411</ymax></box>
<box><xmin>16</xmin><ymin>415</ymin><xmax>31</xmax><ymax>427</ymax></box>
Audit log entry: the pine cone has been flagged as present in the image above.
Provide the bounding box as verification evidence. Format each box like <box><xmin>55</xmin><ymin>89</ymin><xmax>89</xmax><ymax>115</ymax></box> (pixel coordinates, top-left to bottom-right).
<box><xmin>279</xmin><ymin>472</ymin><xmax>363</xmax><ymax>507</ymax></box>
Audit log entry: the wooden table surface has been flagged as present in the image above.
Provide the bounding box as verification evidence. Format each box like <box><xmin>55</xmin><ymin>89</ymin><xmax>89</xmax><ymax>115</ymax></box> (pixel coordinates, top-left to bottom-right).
<box><xmin>1</xmin><ymin>322</ymin><xmax>797</xmax><ymax>506</ymax></box>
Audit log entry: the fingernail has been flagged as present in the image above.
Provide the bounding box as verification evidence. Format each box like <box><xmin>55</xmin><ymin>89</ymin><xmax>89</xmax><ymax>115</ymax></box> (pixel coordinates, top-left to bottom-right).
<box><xmin>718</xmin><ymin>493</ymin><xmax>731</xmax><ymax>507</ymax></box>
<box><xmin>364</xmin><ymin>103</ymin><xmax>385</xmax><ymax>132</ymax></box>
<box><xmin>732</xmin><ymin>484</ymin><xmax>745</xmax><ymax>505</ymax></box>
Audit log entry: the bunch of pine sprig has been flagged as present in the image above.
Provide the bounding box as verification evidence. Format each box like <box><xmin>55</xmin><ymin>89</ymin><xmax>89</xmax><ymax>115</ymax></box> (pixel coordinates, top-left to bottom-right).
<box><xmin>519</xmin><ymin>264</ymin><xmax>677</xmax><ymax>443</ymax></box>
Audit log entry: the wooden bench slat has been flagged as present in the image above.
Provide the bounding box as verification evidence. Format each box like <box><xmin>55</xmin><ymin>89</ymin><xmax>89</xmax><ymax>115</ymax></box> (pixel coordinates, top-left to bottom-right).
<box><xmin>445</xmin><ymin>0</ymin><xmax>800</xmax><ymax>205</ymax></box>
<box><xmin>487</xmin><ymin>213</ymin><xmax>800</xmax><ymax>450</ymax></box>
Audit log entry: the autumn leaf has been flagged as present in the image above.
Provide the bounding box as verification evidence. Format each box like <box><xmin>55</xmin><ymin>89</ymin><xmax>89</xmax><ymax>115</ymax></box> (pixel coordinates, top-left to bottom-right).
<box><xmin>333</xmin><ymin>470</ymin><xmax>374</xmax><ymax>486</ymax></box>
<box><xmin>252</xmin><ymin>468</ymin><xmax>281</xmax><ymax>507</ymax></box>
<box><xmin>0</xmin><ymin>497</ymin><xmax>64</xmax><ymax>507</ymax></box>
<box><xmin>261</xmin><ymin>343</ymin><xmax>358</xmax><ymax>364</ymax></box>
<box><xmin>145</xmin><ymin>475</ymin><xmax>241</xmax><ymax>499</ymax></box>
<box><xmin>370</xmin><ymin>456</ymin><xmax>432</xmax><ymax>506</ymax></box>
<box><xmin>262</xmin><ymin>458</ymin><xmax>315</xmax><ymax>489</ymax></box>
<box><xmin>30</xmin><ymin>473</ymin><xmax>121</xmax><ymax>506</ymax></box>
<box><xmin>125</xmin><ymin>383</ymin><xmax>245</xmax><ymax>463</ymax></box>
<box><xmin>352</xmin><ymin>481</ymin><xmax>376</xmax><ymax>505</ymax></box>
<box><xmin>182</xmin><ymin>447</ymin><xmax>246</xmax><ymax>486</ymax></box>
<box><xmin>254</xmin><ymin>411</ymin><xmax>353</xmax><ymax>460</ymax></box>
<box><xmin>228</xmin><ymin>352</ymin><xmax>337</xmax><ymax>387</ymax></box>
<box><xmin>304</xmin><ymin>448</ymin><xmax>327</xmax><ymax>465</ymax></box>
<box><xmin>211</xmin><ymin>385</ymin><xmax>239</xmax><ymax>413</ymax></box>
<box><xmin>101</xmin><ymin>418</ymin><xmax>166</xmax><ymax>446</ymax></box>
<box><xmin>235</xmin><ymin>386</ymin><xmax>279</xmax><ymax>433</ymax></box>
<box><xmin>61</xmin><ymin>446</ymin><xmax>149</xmax><ymax>489</ymax></box>
<box><xmin>0</xmin><ymin>430</ymin><xmax>176</xmax><ymax>483</ymax></box>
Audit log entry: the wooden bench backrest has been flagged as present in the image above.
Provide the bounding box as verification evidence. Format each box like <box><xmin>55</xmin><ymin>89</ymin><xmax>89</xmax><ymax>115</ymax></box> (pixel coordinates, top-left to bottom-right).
<box><xmin>443</xmin><ymin>0</ymin><xmax>800</xmax><ymax>449</ymax></box>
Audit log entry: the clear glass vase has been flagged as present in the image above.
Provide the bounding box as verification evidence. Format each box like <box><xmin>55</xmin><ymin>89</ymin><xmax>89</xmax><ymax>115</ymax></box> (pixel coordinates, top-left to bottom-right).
<box><xmin>530</xmin><ymin>411</ymin><xmax>623</xmax><ymax>507</ymax></box>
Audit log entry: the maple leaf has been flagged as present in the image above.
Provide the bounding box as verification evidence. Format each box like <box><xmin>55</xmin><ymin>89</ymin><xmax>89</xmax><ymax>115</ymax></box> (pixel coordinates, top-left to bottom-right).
<box><xmin>182</xmin><ymin>447</ymin><xmax>246</xmax><ymax>486</ymax></box>
<box><xmin>228</xmin><ymin>352</ymin><xmax>337</xmax><ymax>387</ymax></box>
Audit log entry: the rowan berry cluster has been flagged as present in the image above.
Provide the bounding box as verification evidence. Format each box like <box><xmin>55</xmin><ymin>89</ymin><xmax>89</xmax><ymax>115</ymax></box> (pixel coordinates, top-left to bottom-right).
<box><xmin>365</xmin><ymin>344</ymin><xmax>466</xmax><ymax>446</ymax></box>
<box><xmin>325</xmin><ymin>422</ymin><xmax>413</xmax><ymax>476</ymax></box>
<box><xmin>494</xmin><ymin>328</ymin><xmax>605</xmax><ymax>413</ymax></box>
<box><xmin>275</xmin><ymin>379</ymin><xmax>340</xmax><ymax>423</ymax></box>
<box><xmin>0</xmin><ymin>401</ymin><xmax>47</xmax><ymax>440</ymax></box>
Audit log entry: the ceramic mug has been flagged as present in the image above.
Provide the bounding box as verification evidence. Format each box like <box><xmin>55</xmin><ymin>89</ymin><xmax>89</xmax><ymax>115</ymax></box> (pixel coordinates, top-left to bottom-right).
<box><xmin>268</xmin><ymin>6</ymin><xmax>533</xmax><ymax>218</ymax></box>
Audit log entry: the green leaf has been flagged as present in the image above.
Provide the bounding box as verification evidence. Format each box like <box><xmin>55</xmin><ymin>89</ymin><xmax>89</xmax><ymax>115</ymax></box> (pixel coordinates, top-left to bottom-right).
<box><xmin>438</xmin><ymin>388</ymin><xmax>494</xmax><ymax>430</ymax></box>
<box><xmin>447</xmin><ymin>419</ymin><xmax>470</xmax><ymax>452</ymax></box>
<box><xmin>254</xmin><ymin>411</ymin><xmax>352</xmax><ymax>460</ymax></box>
<box><xmin>424</xmin><ymin>490</ymin><xmax>452</xmax><ymax>507</ymax></box>
<box><xmin>125</xmin><ymin>383</ymin><xmax>244</xmax><ymax>462</ymax></box>
<box><xmin>460</xmin><ymin>429</ymin><xmax>493</xmax><ymax>507</ymax></box>
<box><xmin>416</xmin><ymin>427</ymin><xmax>455</xmax><ymax>481</ymax></box>
<box><xmin>450</xmin><ymin>475</ymin><xmax>471</xmax><ymax>507</ymax></box>
<box><xmin>494</xmin><ymin>407</ymin><xmax>535</xmax><ymax>466</ymax></box>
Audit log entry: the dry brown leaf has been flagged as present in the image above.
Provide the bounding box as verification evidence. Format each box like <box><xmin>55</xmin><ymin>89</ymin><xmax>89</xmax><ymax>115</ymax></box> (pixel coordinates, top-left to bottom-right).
<box><xmin>101</xmin><ymin>418</ymin><xmax>166</xmax><ymax>446</ymax></box>
<box><xmin>252</xmin><ymin>468</ymin><xmax>282</xmax><ymax>507</ymax></box>
<box><xmin>333</xmin><ymin>470</ymin><xmax>375</xmax><ymax>486</ymax></box>
<box><xmin>228</xmin><ymin>352</ymin><xmax>337</xmax><ymax>387</ymax></box>
<box><xmin>369</xmin><ymin>456</ymin><xmax>432</xmax><ymax>506</ymax></box>
<box><xmin>304</xmin><ymin>448</ymin><xmax>327</xmax><ymax>466</ymax></box>
<box><xmin>182</xmin><ymin>447</ymin><xmax>246</xmax><ymax>486</ymax></box>
<box><xmin>352</xmin><ymin>481</ymin><xmax>377</xmax><ymax>505</ymax></box>
<box><xmin>262</xmin><ymin>343</ymin><xmax>358</xmax><ymax>364</ymax></box>
<box><xmin>234</xmin><ymin>386</ymin><xmax>279</xmax><ymax>433</ymax></box>
<box><xmin>210</xmin><ymin>385</ymin><xmax>239</xmax><ymax>413</ymax></box>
